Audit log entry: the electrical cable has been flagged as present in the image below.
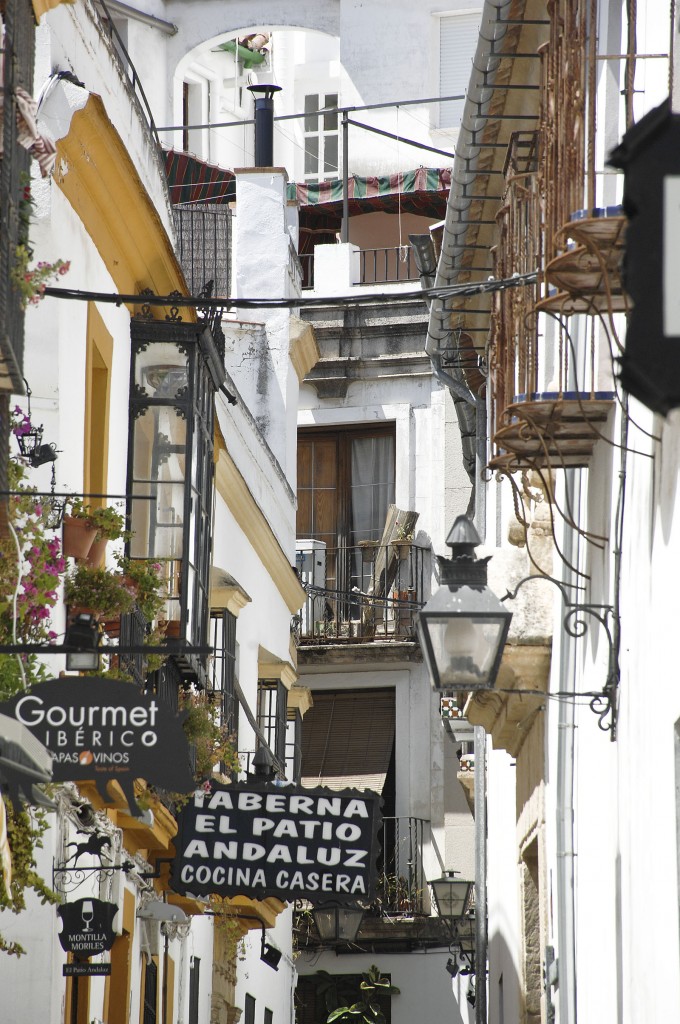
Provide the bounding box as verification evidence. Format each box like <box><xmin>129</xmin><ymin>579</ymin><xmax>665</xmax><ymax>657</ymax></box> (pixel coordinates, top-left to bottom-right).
<box><xmin>42</xmin><ymin>270</ymin><xmax>537</xmax><ymax>311</ymax></box>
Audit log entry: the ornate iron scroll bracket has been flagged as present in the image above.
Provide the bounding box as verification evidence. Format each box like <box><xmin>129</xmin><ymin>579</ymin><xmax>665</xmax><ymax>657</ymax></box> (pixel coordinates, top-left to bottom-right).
<box><xmin>53</xmin><ymin>859</ymin><xmax>135</xmax><ymax>895</ymax></box>
<box><xmin>501</xmin><ymin>575</ymin><xmax>620</xmax><ymax>739</ymax></box>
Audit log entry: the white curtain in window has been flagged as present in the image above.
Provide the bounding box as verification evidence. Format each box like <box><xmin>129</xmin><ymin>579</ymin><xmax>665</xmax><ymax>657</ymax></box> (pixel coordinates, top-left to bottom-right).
<box><xmin>350</xmin><ymin>436</ymin><xmax>395</xmax><ymax>543</ymax></box>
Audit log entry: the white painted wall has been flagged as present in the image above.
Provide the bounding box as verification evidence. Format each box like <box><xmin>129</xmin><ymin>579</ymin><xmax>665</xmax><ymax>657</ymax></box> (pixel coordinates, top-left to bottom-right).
<box><xmin>485</xmin><ymin>3</ymin><xmax>680</xmax><ymax>1022</ymax></box>
<box><xmin>125</xmin><ymin>0</ymin><xmax>482</xmax><ymax>182</ymax></box>
<box><xmin>296</xmin><ymin>948</ymin><xmax>474</xmax><ymax>1024</ymax></box>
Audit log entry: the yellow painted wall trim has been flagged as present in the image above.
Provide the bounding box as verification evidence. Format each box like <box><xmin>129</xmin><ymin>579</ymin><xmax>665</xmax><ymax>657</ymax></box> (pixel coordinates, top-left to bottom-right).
<box><xmin>289</xmin><ymin>315</ymin><xmax>320</xmax><ymax>383</ymax></box>
<box><xmin>215</xmin><ymin>447</ymin><xmax>306</xmax><ymax>614</ymax></box>
<box><xmin>228</xmin><ymin>895</ymin><xmax>286</xmax><ymax>930</ymax></box>
<box><xmin>32</xmin><ymin>0</ymin><xmax>74</xmax><ymax>18</ymax></box>
<box><xmin>210</xmin><ymin>567</ymin><xmax>252</xmax><ymax>616</ymax></box>
<box><xmin>54</xmin><ymin>94</ymin><xmax>194</xmax><ymax>319</ymax></box>
<box><xmin>287</xmin><ymin>685</ymin><xmax>314</xmax><ymax>717</ymax></box>
<box><xmin>258</xmin><ymin>646</ymin><xmax>298</xmax><ymax>690</ymax></box>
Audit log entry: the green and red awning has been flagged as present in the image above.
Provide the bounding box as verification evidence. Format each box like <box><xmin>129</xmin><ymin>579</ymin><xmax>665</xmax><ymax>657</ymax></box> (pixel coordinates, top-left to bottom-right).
<box><xmin>164</xmin><ymin>149</ymin><xmax>236</xmax><ymax>206</ymax></box>
<box><xmin>163</xmin><ymin>149</ymin><xmax>450</xmax><ymax>227</ymax></box>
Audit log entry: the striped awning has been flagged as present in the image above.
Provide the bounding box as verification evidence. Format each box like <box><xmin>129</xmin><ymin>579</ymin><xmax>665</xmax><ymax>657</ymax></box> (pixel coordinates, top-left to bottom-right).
<box><xmin>164</xmin><ymin>150</ymin><xmax>449</xmax><ymax>225</ymax></box>
<box><xmin>292</xmin><ymin>167</ymin><xmax>451</xmax><ymax>230</ymax></box>
<box><xmin>164</xmin><ymin>149</ymin><xmax>236</xmax><ymax>206</ymax></box>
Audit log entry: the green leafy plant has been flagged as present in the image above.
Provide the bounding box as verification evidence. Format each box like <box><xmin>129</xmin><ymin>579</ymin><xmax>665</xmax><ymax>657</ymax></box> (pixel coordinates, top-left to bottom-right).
<box><xmin>10</xmin><ymin>177</ymin><xmax>70</xmax><ymax>309</ymax></box>
<box><xmin>66</xmin><ymin>499</ymin><xmax>128</xmax><ymax>542</ymax></box>
<box><xmin>115</xmin><ymin>555</ymin><xmax>166</xmax><ymax>621</ymax></box>
<box><xmin>180</xmin><ymin>691</ymin><xmax>240</xmax><ymax>782</ymax></box>
<box><xmin>0</xmin><ymin>800</ymin><xmax>58</xmax><ymax>957</ymax></box>
<box><xmin>64</xmin><ymin>564</ymin><xmax>136</xmax><ymax>617</ymax></box>
<box><xmin>322</xmin><ymin>966</ymin><xmax>400</xmax><ymax>1024</ymax></box>
<box><xmin>0</xmin><ymin>460</ymin><xmax>63</xmax><ymax>697</ymax></box>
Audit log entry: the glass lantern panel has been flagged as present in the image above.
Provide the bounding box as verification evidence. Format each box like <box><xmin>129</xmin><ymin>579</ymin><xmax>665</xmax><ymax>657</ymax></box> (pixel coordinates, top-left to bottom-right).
<box><xmin>420</xmin><ymin>614</ymin><xmax>506</xmax><ymax>690</ymax></box>
<box><xmin>134</xmin><ymin>343</ymin><xmax>189</xmax><ymax>398</ymax></box>
<box><xmin>130</xmin><ymin>407</ymin><xmax>187</xmax><ymax>561</ymax></box>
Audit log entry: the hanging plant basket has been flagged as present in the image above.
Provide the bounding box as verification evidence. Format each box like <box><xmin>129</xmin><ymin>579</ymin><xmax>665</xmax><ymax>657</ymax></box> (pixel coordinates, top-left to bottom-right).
<box><xmin>62</xmin><ymin>515</ymin><xmax>97</xmax><ymax>560</ymax></box>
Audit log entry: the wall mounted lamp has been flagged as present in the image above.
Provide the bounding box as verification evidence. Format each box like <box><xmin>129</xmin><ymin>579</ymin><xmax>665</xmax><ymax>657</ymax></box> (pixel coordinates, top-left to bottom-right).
<box><xmin>311</xmin><ymin>903</ymin><xmax>365</xmax><ymax>944</ymax></box>
<box><xmin>428</xmin><ymin>871</ymin><xmax>474</xmax><ymax>924</ymax></box>
<box><xmin>417</xmin><ymin>516</ymin><xmax>620</xmax><ymax>737</ymax></box>
<box><xmin>14</xmin><ymin>379</ymin><xmax>59</xmax><ymax>468</ymax></box>
<box><xmin>416</xmin><ymin>516</ymin><xmax>512</xmax><ymax>692</ymax></box>
<box><xmin>64</xmin><ymin>612</ymin><xmax>101</xmax><ymax>672</ymax></box>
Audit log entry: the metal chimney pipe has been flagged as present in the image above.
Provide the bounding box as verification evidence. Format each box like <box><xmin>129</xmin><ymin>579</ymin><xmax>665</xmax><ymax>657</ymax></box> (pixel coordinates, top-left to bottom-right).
<box><xmin>247</xmin><ymin>84</ymin><xmax>282</xmax><ymax>167</ymax></box>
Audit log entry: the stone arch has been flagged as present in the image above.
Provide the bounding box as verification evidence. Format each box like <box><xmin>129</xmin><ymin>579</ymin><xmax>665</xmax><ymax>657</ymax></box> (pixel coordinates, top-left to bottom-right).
<box><xmin>163</xmin><ymin>0</ymin><xmax>340</xmax><ymax>72</ymax></box>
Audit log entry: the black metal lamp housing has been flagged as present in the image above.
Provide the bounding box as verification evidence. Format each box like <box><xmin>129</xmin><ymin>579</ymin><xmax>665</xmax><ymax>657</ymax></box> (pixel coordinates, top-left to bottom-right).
<box><xmin>429</xmin><ymin>872</ymin><xmax>474</xmax><ymax>922</ymax></box>
<box><xmin>416</xmin><ymin>516</ymin><xmax>512</xmax><ymax>691</ymax></box>
<box><xmin>312</xmin><ymin>904</ymin><xmax>365</xmax><ymax>944</ymax></box>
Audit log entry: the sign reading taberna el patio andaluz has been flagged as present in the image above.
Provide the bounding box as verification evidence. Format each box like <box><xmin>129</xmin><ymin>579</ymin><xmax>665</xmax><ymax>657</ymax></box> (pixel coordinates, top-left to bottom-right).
<box><xmin>171</xmin><ymin>780</ymin><xmax>382</xmax><ymax>902</ymax></box>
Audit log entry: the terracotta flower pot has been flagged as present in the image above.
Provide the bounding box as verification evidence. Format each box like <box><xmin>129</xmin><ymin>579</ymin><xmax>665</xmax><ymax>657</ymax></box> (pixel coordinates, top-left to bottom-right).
<box><xmin>101</xmin><ymin>616</ymin><xmax>121</xmax><ymax>639</ymax></box>
<box><xmin>85</xmin><ymin>536</ymin><xmax>108</xmax><ymax>569</ymax></box>
<box><xmin>62</xmin><ymin>516</ymin><xmax>97</xmax><ymax>560</ymax></box>
<box><xmin>160</xmin><ymin>619</ymin><xmax>181</xmax><ymax>639</ymax></box>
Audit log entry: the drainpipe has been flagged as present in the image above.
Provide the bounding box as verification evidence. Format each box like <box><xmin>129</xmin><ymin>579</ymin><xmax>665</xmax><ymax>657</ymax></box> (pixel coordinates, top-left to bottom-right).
<box><xmin>248</xmin><ymin>84</ymin><xmax>282</xmax><ymax>167</ymax></box>
<box><xmin>474</xmin><ymin>724</ymin><xmax>488</xmax><ymax>1024</ymax></box>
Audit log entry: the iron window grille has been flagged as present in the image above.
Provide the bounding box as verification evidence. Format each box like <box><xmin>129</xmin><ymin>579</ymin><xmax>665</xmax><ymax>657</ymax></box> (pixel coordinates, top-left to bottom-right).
<box><xmin>257</xmin><ymin>680</ymin><xmax>288</xmax><ymax>768</ymax></box>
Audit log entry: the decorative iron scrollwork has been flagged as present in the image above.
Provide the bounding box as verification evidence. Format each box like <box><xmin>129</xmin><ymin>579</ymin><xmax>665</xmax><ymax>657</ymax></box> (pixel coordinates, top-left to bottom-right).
<box><xmin>165</xmin><ymin>291</ymin><xmax>184</xmax><ymax>322</ymax></box>
<box><xmin>502</xmin><ymin>575</ymin><xmax>620</xmax><ymax>739</ymax></box>
<box><xmin>134</xmin><ymin>288</ymin><xmax>155</xmax><ymax>320</ymax></box>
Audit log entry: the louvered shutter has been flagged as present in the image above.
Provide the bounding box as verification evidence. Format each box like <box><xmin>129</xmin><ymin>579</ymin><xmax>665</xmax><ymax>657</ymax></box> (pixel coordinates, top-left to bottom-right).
<box><xmin>301</xmin><ymin>689</ymin><xmax>395</xmax><ymax>792</ymax></box>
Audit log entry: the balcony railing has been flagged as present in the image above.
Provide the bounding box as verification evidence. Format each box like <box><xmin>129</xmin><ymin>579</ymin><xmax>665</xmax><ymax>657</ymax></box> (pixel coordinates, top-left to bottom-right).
<box><xmin>372</xmin><ymin>816</ymin><xmax>428</xmax><ymax>917</ymax></box>
<box><xmin>489</xmin><ymin>124</ymin><xmax>615</xmax><ymax>472</ymax></box>
<box><xmin>358</xmin><ymin>246</ymin><xmax>418</xmax><ymax>285</ymax></box>
<box><xmin>299</xmin><ymin>245</ymin><xmax>419</xmax><ymax>290</ymax></box>
<box><xmin>294</xmin><ymin>542</ymin><xmax>427</xmax><ymax>643</ymax></box>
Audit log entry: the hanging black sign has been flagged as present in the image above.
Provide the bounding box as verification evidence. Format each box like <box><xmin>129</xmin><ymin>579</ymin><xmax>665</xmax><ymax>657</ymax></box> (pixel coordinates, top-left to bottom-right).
<box><xmin>609</xmin><ymin>99</ymin><xmax>680</xmax><ymax>413</ymax></box>
<box><xmin>171</xmin><ymin>780</ymin><xmax>382</xmax><ymax>902</ymax></box>
<box><xmin>0</xmin><ymin>678</ymin><xmax>194</xmax><ymax>814</ymax></box>
<box><xmin>57</xmin><ymin>898</ymin><xmax>118</xmax><ymax>957</ymax></box>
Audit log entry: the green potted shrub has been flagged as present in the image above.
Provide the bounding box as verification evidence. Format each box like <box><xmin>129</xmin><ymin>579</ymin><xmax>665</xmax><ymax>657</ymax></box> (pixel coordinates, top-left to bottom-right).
<box><xmin>64</xmin><ymin>564</ymin><xmax>136</xmax><ymax>620</ymax></box>
<box><xmin>115</xmin><ymin>555</ymin><xmax>167</xmax><ymax>622</ymax></box>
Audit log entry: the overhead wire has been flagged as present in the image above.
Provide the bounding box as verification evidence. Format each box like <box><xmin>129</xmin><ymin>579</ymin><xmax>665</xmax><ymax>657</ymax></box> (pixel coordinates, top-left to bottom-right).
<box><xmin>42</xmin><ymin>270</ymin><xmax>538</xmax><ymax>311</ymax></box>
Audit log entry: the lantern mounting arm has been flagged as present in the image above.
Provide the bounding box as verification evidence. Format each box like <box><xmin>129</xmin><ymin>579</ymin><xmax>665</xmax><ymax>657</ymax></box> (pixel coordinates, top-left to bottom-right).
<box><xmin>500</xmin><ymin>575</ymin><xmax>620</xmax><ymax>739</ymax></box>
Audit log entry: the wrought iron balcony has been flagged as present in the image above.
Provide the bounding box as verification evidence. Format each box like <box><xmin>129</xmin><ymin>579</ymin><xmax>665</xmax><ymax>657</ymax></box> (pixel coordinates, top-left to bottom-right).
<box><xmin>489</xmin><ymin>126</ymin><xmax>615</xmax><ymax>473</ymax></box>
<box><xmin>300</xmin><ymin>245</ymin><xmax>419</xmax><ymax>290</ymax></box>
<box><xmin>294</xmin><ymin>541</ymin><xmax>427</xmax><ymax>644</ymax></box>
<box><xmin>358</xmin><ymin>246</ymin><xmax>419</xmax><ymax>285</ymax></box>
<box><xmin>372</xmin><ymin>816</ymin><xmax>428</xmax><ymax>917</ymax></box>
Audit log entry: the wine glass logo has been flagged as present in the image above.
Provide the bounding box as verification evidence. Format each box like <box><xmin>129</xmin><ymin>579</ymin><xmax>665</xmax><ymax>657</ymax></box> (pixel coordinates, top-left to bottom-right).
<box><xmin>81</xmin><ymin>901</ymin><xmax>94</xmax><ymax>933</ymax></box>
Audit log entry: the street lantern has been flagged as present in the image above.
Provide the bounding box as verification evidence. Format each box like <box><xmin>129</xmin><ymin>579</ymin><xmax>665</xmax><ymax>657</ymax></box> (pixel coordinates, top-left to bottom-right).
<box><xmin>416</xmin><ymin>516</ymin><xmax>511</xmax><ymax>691</ymax></box>
<box><xmin>127</xmin><ymin>311</ymin><xmax>225</xmax><ymax>683</ymax></box>
<box><xmin>312</xmin><ymin>904</ymin><xmax>365</xmax><ymax>944</ymax></box>
<box><xmin>429</xmin><ymin>872</ymin><xmax>474</xmax><ymax>922</ymax></box>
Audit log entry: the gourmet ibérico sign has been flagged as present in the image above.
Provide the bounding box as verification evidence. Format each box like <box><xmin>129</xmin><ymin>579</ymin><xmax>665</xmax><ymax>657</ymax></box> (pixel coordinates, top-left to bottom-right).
<box><xmin>0</xmin><ymin>678</ymin><xmax>194</xmax><ymax>814</ymax></box>
<box><xmin>171</xmin><ymin>781</ymin><xmax>382</xmax><ymax>902</ymax></box>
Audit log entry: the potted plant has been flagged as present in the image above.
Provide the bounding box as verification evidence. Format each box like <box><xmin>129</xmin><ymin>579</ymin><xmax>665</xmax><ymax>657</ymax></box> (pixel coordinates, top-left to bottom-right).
<box><xmin>62</xmin><ymin>500</ymin><xmax>128</xmax><ymax>564</ymax></box>
<box><xmin>64</xmin><ymin>564</ymin><xmax>136</xmax><ymax>620</ymax></box>
<box><xmin>115</xmin><ymin>555</ymin><xmax>167</xmax><ymax>622</ymax></box>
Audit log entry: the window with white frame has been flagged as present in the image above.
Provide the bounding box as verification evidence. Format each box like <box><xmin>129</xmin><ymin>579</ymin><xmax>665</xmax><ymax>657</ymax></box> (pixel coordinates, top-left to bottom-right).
<box><xmin>439</xmin><ymin>11</ymin><xmax>482</xmax><ymax>129</ymax></box>
<box><xmin>303</xmin><ymin>93</ymin><xmax>339</xmax><ymax>181</ymax></box>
